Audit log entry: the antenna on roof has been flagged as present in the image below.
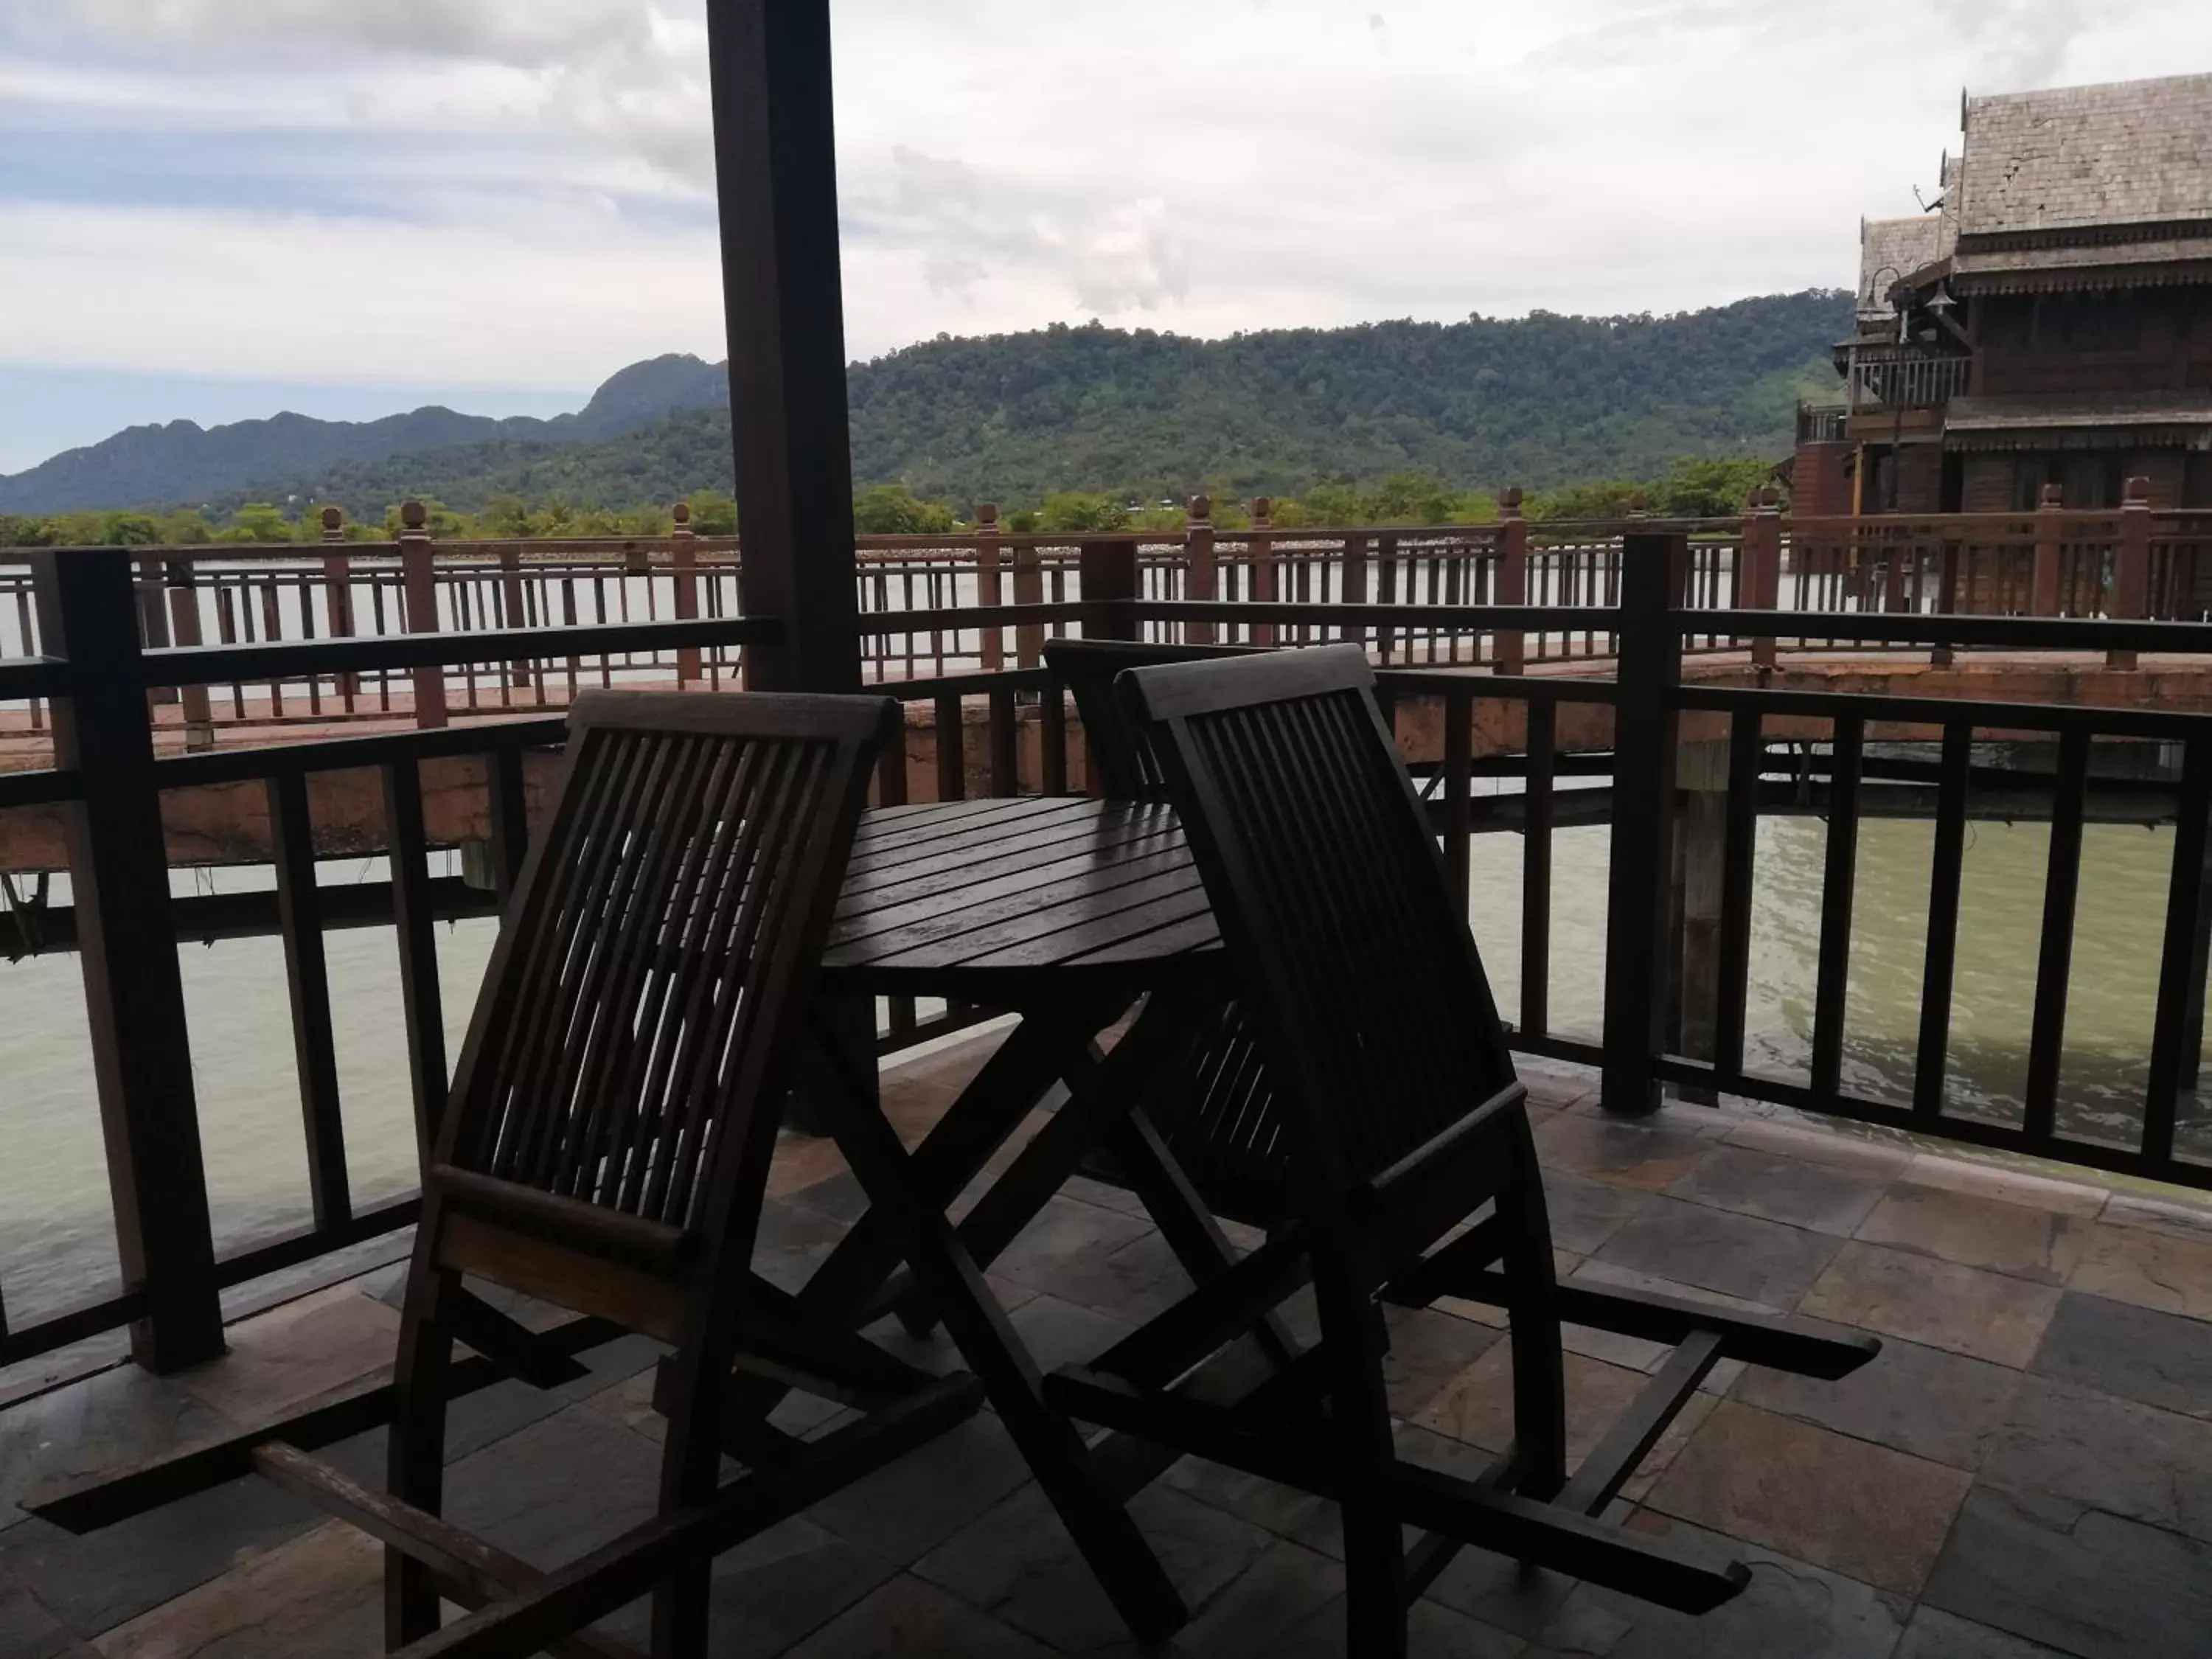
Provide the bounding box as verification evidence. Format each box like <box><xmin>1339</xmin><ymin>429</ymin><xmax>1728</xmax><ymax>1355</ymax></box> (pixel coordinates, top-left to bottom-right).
<box><xmin>1960</xmin><ymin>87</ymin><xmax>1969</xmax><ymax>130</ymax></box>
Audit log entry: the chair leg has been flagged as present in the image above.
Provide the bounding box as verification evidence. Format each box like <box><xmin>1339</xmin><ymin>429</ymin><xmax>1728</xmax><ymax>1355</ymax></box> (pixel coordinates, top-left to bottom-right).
<box><xmin>384</xmin><ymin>1259</ymin><xmax>456</xmax><ymax>1648</ymax></box>
<box><xmin>1315</xmin><ymin>1259</ymin><xmax>1408</xmax><ymax>1659</ymax></box>
<box><xmin>652</xmin><ymin>1333</ymin><xmax>738</xmax><ymax>1658</ymax></box>
<box><xmin>1500</xmin><ymin>1113</ymin><xmax>1568</xmax><ymax>1502</ymax></box>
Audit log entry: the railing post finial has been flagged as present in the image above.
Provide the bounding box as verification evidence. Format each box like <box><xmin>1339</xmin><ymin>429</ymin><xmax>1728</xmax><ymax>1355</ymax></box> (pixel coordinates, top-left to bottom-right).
<box><xmin>671</xmin><ymin>499</ymin><xmax>701</xmax><ymax>685</ymax></box>
<box><xmin>397</xmin><ymin>501</ymin><xmax>447</xmax><ymax>728</ymax></box>
<box><xmin>2112</xmin><ymin>475</ymin><xmax>2154</xmax><ymax>667</ymax></box>
<box><xmin>1496</xmin><ymin>486</ymin><xmax>1529</xmax><ymax>674</ymax></box>
<box><xmin>1248</xmin><ymin>498</ymin><xmax>1276</xmax><ymax>642</ymax></box>
<box><xmin>1185</xmin><ymin>497</ymin><xmax>1217</xmax><ymax>642</ymax></box>
<box><xmin>2031</xmin><ymin>482</ymin><xmax>2065</xmax><ymax>618</ymax></box>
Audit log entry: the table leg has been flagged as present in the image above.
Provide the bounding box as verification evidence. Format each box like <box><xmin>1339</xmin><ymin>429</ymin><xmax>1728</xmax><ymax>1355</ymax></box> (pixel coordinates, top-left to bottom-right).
<box><xmin>815</xmin><ymin>1013</ymin><xmax>1189</xmax><ymax>1642</ymax></box>
<box><xmin>878</xmin><ymin>993</ymin><xmax>1210</xmax><ymax>1333</ymax></box>
<box><xmin>798</xmin><ymin>998</ymin><xmax>1119</xmax><ymax>1322</ymax></box>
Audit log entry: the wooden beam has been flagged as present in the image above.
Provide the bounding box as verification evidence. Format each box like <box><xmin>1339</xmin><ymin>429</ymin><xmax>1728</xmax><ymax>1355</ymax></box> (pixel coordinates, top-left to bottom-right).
<box><xmin>391</xmin><ymin>1375</ymin><xmax>983</xmax><ymax>1659</ymax></box>
<box><xmin>250</xmin><ymin>1445</ymin><xmax>645</xmax><ymax>1659</ymax></box>
<box><xmin>705</xmin><ymin>0</ymin><xmax>862</xmax><ymax>694</ymax></box>
<box><xmin>25</xmin><ymin>1315</ymin><xmax>626</xmax><ymax>1532</ymax></box>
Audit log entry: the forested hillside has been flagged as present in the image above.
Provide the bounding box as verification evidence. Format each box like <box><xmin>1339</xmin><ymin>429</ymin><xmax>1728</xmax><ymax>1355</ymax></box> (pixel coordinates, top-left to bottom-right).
<box><xmin>3</xmin><ymin>291</ymin><xmax>1849</xmax><ymax>524</ymax></box>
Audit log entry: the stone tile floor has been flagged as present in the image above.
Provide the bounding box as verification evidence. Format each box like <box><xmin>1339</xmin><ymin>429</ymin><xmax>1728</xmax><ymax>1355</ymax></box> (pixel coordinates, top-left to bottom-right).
<box><xmin>6</xmin><ymin>1034</ymin><xmax>2212</xmax><ymax>1656</ymax></box>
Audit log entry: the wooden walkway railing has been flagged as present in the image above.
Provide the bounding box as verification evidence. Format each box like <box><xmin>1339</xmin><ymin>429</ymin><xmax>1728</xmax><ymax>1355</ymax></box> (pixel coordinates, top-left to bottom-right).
<box><xmin>7</xmin><ymin>538</ymin><xmax>2212</xmax><ymax>1374</ymax></box>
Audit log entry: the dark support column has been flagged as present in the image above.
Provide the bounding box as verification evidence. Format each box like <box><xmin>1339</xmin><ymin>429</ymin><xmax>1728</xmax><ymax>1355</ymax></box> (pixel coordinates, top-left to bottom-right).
<box><xmin>706</xmin><ymin>0</ymin><xmax>862</xmax><ymax>695</ymax></box>
<box><xmin>1601</xmin><ymin>534</ymin><xmax>1687</xmax><ymax>1117</ymax></box>
<box><xmin>33</xmin><ymin>550</ymin><xmax>226</xmax><ymax>1371</ymax></box>
<box><xmin>706</xmin><ymin>0</ymin><xmax>869</xmax><ymax>1134</ymax></box>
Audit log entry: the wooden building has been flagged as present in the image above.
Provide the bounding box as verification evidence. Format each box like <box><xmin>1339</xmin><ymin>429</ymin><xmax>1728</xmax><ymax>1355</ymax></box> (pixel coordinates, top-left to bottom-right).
<box><xmin>1797</xmin><ymin>72</ymin><xmax>2212</xmax><ymax>515</ymax></box>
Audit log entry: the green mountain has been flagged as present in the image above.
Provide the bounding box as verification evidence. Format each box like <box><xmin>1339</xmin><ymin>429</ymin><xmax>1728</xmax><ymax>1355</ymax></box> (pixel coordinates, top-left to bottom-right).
<box><xmin>0</xmin><ymin>355</ymin><xmax>727</xmax><ymax>515</ymax></box>
<box><xmin>17</xmin><ymin>292</ymin><xmax>1851</xmax><ymax>518</ymax></box>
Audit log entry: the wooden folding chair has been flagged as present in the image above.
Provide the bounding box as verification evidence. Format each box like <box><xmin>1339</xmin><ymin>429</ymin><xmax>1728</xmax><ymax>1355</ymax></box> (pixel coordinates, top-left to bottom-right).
<box><xmin>1044</xmin><ymin>646</ymin><xmax>1878</xmax><ymax>1656</ymax></box>
<box><xmin>1043</xmin><ymin>637</ymin><xmax>1291</xmax><ymax>1231</ymax></box>
<box><xmin>27</xmin><ymin>689</ymin><xmax>981</xmax><ymax>1659</ymax></box>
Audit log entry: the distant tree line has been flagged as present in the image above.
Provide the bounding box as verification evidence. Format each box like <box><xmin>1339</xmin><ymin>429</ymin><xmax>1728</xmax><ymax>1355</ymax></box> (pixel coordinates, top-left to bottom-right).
<box><xmin>0</xmin><ymin>457</ymin><xmax>1778</xmax><ymax>549</ymax></box>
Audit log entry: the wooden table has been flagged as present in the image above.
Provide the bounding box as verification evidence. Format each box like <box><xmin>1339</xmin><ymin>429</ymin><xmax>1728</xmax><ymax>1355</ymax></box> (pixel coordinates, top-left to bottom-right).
<box><xmin>795</xmin><ymin>796</ymin><xmax>1254</xmax><ymax>1642</ymax></box>
<box><xmin>821</xmin><ymin>794</ymin><xmax>1222</xmax><ymax>999</ymax></box>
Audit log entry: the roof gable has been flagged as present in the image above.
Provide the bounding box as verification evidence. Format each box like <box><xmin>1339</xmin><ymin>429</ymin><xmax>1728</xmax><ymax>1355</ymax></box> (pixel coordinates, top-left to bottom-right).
<box><xmin>1959</xmin><ymin>73</ymin><xmax>2212</xmax><ymax>237</ymax></box>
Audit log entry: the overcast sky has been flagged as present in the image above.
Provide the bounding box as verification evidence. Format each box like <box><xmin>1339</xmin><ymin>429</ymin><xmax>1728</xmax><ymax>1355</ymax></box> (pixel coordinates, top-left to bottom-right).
<box><xmin>3</xmin><ymin>0</ymin><xmax>2211</xmax><ymax>473</ymax></box>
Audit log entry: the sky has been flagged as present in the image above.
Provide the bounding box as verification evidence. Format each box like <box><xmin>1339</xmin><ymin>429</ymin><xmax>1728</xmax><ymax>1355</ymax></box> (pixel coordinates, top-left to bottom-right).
<box><xmin>3</xmin><ymin>1</ymin><xmax>2211</xmax><ymax>475</ymax></box>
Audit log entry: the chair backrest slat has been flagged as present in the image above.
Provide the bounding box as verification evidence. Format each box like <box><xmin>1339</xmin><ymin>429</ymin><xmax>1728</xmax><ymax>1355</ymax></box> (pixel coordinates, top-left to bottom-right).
<box><xmin>440</xmin><ymin>689</ymin><xmax>892</xmax><ymax>1238</ymax></box>
<box><xmin>1121</xmin><ymin>646</ymin><xmax>1516</xmax><ymax>1206</ymax></box>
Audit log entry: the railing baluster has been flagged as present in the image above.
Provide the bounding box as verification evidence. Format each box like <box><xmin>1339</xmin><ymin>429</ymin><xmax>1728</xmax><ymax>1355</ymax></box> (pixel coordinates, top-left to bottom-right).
<box><xmin>2023</xmin><ymin>728</ymin><xmax>2091</xmax><ymax>1141</ymax></box>
<box><xmin>1911</xmin><ymin>723</ymin><xmax>1973</xmax><ymax>1124</ymax></box>
<box><xmin>1809</xmin><ymin>716</ymin><xmax>1864</xmax><ymax>1101</ymax></box>
<box><xmin>988</xmin><ymin>686</ymin><xmax>1018</xmax><ymax>796</ymax></box>
<box><xmin>877</xmin><ymin>709</ymin><xmax>910</xmax><ymax>807</ymax></box>
<box><xmin>383</xmin><ymin>758</ymin><xmax>448</xmax><ymax>1165</ymax></box>
<box><xmin>1444</xmin><ymin>684</ymin><xmax>1472</xmax><ymax>903</ymax></box>
<box><xmin>1520</xmin><ymin>698</ymin><xmax>1554</xmax><ymax>1040</ymax></box>
<box><xmin>1711</xmin><ymin>710</ymin><xmax>1761</xmax><ymax>1083</ymax></box>
<box><xmin>934</xmin><ymin>692</ymin><xmax>964</xmax><ymax>802</ymax></box>
<box><xmin>487</xmin><ymin>747</ymin><xmax>530</xmax><ymax>905</ymax></box>
<box><xmin>268</xmin><ymin>768</ymin><xmax>350</xmax><ymax>1228</ymax></box>
<box><xmin>2143</xmin><ymin>737</ymin><xmax>2211</xmax><ymax>1165</ymax></box>
<box><xmin>1041</xmin><ymin>681</ymin><xmax>1068</xmax><ymax>796</ymax></box>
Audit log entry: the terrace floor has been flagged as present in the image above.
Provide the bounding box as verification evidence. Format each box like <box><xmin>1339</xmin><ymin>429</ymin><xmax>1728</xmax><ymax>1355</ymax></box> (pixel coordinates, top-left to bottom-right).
<box><xmin>4</xmin><ymin>1036</ymin><xmax>2212</xmax><ymax>1657</ymax></box>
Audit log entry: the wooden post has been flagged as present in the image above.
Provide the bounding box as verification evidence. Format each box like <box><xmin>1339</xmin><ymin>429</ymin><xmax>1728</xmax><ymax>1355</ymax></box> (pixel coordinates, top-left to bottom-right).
<box><xmin>1184</xmin><ymin>495</ymin><xmax>1217</xmax><ymax>645</ymax></box>
<box><xmin>1601</xmin><ymin>532</ymin><xmax>1688</xmax><ymax>1117</ymax></box>
<box><xmin>705</xmin><ymin>0</ymin><xmax>862</xmax><ymax>695</ymax></box>
<box><xmin>705</xmin><ymin>0</ymin><xmax>871</xmax><ymax>1153</ymax></box>
<box><xmin>1496</xmin><ymin>486</ymin><xmax>1528</xmax><ymax>675</ymax></box>
<box><xmin>162</xmin><ymin>557</ymin><xmax>215</xmax><ymax>748</ymax></box>
<box><xmin>1249</xmin><ymin>497</ymin><xmax>1276</xmax><ymax>647</ymax></box>
<box><xmin>396</xmin><ymin>501</ymin><xmax>447</xmax><ymax>728</ymax></box>
<box><xmin>1746</xmin><ymin>487</ymin><xmax>1781</xmax><ymax>671</ymax></box>
<box><xmin>321</xmin><ymin>507</ymin><xmax>358</xmax><ymax>709</ymax></box>
<box><xmin>1006</xmin><ymin>507</ymin><xmax>1046</xmax><ymax>667</ymax></box>
<box><xmin>975</xmin><ymin>502</ymin><xmax>1005</xmax><ymax>672</ymax></box>
<box><xmin>2111</xmin><ymin>474</ymin><xmax>2152</xmax><ymax>670</ymax></box>
<box><xmin>2031</xmin><ymin>482</ymin><xmax>2065</xmax><ymax>617</ymax></box>
<box><xmin>671</xmin><ymin>501</ymin><xmax>702</xmax><ymax>686</ymax></box>
<box><xmin>498</xmin><ymin>541</ymin><xmax>530</xmax><ymax>694</ymax></box>
<box><xmin>32</xmin><ymin>549</ymin><xmax>226</xmax><ymax>1371</ymax></box>
<box><xmin>1083</xmin><ymin>537</ymin><xmax>1140</xmax><ymax>641</ymax></box>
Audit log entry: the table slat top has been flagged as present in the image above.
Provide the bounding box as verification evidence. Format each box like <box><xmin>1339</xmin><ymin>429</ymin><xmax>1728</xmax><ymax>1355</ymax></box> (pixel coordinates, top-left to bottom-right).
<box><xmin>824</xmin><ymin>797</ymin><xmax>1224</xmax><ymax>995</ymax></box>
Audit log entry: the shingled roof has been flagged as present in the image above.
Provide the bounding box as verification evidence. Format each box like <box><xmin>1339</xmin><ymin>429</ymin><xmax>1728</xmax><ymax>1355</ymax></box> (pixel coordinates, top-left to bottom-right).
<box><xmin>1858</xmin><ymin>216</ymin><xmax>1946</xmax><ymax>320</ymax></box>
<box><xmin>1958</xmin><ymin>73</ymin><xmax>2212</xmax><ymax>237</ymax></box>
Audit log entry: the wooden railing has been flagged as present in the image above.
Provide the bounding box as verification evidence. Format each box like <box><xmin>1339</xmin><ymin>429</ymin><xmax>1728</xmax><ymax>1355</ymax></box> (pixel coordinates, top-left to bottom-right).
<box><xmin>13</xmin><ymin>495</ymin><xmax>2211</xmax><ymax>745</ymax></box>
<box><xmin>1846</xmin><ymin>349</ymin><xmax>1972</xmax><ymax>410</ymax></box>
<box><xmin>10</xmin><ymin>538</ymin><xmax>2212</xmax><ymax>1373</ymax></box>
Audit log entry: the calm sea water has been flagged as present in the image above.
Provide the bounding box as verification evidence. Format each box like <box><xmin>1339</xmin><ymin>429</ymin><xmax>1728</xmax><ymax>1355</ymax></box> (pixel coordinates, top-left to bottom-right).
<box><xmin>2</xmin><ymin>813</ymin><xmax>2205</xmax><ymax>1323</ymax></box>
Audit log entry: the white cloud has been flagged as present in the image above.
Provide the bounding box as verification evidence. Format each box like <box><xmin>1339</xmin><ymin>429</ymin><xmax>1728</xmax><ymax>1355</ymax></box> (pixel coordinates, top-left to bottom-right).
<box><xmin>0</xmin><ymin>201</ymin><xmax>726</xmax><ymax>386</ymax></box>
<box><xmin>2</xmin><ymin>0</ymin><xmax>2212</xmax><ymax>452</ymax></box>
